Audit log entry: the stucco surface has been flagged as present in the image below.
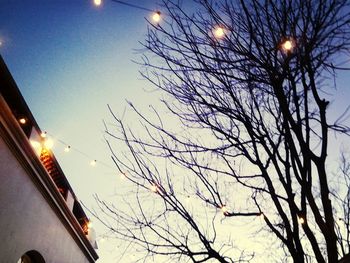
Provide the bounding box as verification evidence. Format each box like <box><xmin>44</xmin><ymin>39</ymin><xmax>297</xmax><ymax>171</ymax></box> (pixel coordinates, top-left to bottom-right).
<box><xmin>0</xmin><ymin>136</ymin><xmax>91</xmax><ymax>263</ymax></box>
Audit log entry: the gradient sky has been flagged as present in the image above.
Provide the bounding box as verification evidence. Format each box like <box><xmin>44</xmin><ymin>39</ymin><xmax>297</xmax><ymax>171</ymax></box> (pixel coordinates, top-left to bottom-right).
<box><xmin>1</xmin><ymin>1</ymin><xmax>350</xmax><ymax>262</ymax></box>
<box><xmin>0</xmin><ymin>0</ymin><xmax>163</xmax><ymax>262</ymax></box>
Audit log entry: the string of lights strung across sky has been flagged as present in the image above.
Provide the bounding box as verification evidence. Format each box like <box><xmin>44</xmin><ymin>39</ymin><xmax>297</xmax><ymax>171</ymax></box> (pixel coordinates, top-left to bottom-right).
<box><xmin>27</xmin><ymin>127</ymin><xmax>113</xmax><ymax>169</ymax></box>
<box><xmin>17</xmin><ymin>115</ymin><xmax>112</xmax><ymax>170</ymax></box>
<box><xmin>92</xmin><ymin>0</ymin><xmax>297</xmax><ymax>49</ymax></box>
<box><xmin>93</xmin><ymin>0</ymin><xmax>224</xmax><ymax>37</ymax></box>
<box><xmin>94</xmin><ymin>0</ymin><xmax>162</xmax><ymax>23</ymax></box>
<box><xmin>102</xmin><ymin>0</ymin><xmax>298</xmax><ymax>53</ymax></box>
<box><xmin>0</xmin><ymin>0</ymin><xmax>295</xmax><ymax>49</ymax></box>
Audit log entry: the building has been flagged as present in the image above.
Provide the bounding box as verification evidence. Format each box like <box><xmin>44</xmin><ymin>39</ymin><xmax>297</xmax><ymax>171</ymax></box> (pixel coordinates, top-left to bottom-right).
<box><xmin>0</xmin><ymin>56</ymin><xmax>98</xmax><ymax>263</ymax></box>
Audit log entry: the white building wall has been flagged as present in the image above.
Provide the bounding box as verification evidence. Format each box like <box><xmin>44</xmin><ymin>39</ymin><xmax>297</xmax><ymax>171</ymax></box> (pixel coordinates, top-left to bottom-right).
<box><xmin>0</xmin><ymin>136</ymin><xmax>92</xmax><ymax>263</ymax></box>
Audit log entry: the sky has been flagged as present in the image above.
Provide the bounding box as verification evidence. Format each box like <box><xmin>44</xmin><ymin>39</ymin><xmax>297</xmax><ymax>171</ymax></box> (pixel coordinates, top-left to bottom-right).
<box><xmin>1</xmin><ymin>1</ymin><xmax>350</xmax><ymax>262</ymax></box>
<box><xmin>0</xmin><ymin>0</ymin><xmax>163</xmax><ymax>262</ymax></box>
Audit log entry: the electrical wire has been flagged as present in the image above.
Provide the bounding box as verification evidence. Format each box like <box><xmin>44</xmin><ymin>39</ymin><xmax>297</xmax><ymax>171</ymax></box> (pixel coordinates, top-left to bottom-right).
<box><xmin>110</xmin><ymin>0</ymin><xmax>156</xmax><ymax>12</ymax></box>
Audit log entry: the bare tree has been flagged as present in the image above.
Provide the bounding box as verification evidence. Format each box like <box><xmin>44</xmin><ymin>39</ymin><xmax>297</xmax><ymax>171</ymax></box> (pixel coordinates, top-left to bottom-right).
<box><xmin>95</xmin><ymin>0</ymin><xmax>350</xmax><ymax>262</ymax></box>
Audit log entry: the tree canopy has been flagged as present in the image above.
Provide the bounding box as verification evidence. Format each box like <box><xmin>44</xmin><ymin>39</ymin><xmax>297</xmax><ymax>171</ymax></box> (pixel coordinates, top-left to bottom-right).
<box><xmin>96</xmin><ymin>1</ymin><xmax>350</xmax><ymax>262</ymax></box>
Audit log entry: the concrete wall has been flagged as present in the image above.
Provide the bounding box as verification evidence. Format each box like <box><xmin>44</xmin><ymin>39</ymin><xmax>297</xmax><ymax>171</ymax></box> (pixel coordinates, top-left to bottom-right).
<box><xmin>0</xmin><ymin>136</ymin><xmax>92</xmax><ymax>263</ymax></box>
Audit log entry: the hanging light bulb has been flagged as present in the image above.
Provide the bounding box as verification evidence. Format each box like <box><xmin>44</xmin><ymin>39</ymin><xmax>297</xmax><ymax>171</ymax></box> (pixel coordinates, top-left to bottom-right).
<box><xmin>298</xmin><ymin>216</ymin><xmax>305</xmax><ymax>224</ymax></box>
<box><xmin>221</xmin><ymin>205</ymin><xmax>228</xmax><ymax>215</ymax></box>
<box><xmin>19</xmin><ymin>118</ymin><xmax>27</xmax><ymax>124</ymax></box>
<box><xmin>90</xmin><ymin>160</ymin><xmax>97</xmax><ymax>166</ymax></box>
<box><xmin>281</xmin><ymin>39</ymin><xmax>294</xmax><ymax>52</ymax></box>
<box><xmin>41</xmin><ymin>131</ymin><xmax>47</xmax><ymax>138</ymax></box>
<box><xmin>213</xmin><ymin>26</ymin><xmax>225</xmax><ymax>39</ymax></box>
<box><xmin>260</xmin><ymin>213</ymin><xmax>265</xmax><ymax>219</ymax></box>
<box><xmin>152</xmin><ymin>11</ymin><xmax>161</xmax><ymax>23</ymax></box>
<box><xmin>93</xmin><ymin>0</ymin><xmax>102</xmax><ymax>6</ymax></box>
<box><xmin>64</xmin><ymin>145</ymin><xmax>71</xmax><ymax>152</ymax></box>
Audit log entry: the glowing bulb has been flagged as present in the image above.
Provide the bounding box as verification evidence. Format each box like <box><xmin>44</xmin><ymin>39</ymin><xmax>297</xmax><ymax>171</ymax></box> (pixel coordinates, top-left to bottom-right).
<box><xmin>282</xmin><ymin>39</ymin><xmax>293</xmax><ymax>52</ymax></box>
<box><xmin>19</xmin><ymin>118</ymin><xmax>26</xmax><ymax>124</ymax></box>
<box><xmin>41</xmin><ymin>131</ymin><xmax>47</xmax><ymax>138</ymax></box>
<box><xmin>93</xmin><ymin>0</ymin><xmax>102</xmax><ymax>6</ymax></box>
<box><xmin>87</xmin><ymin>221</ymin><xmax>93</xmax><ymax>229</ymax></box>
<box><xmin>260</xmin><ymin>213</ymin><xmax>265</xmax><ymax>219</ymax></box>
<box><xmin>150</xmin><ymin>184</ymin><xmax>158</xmax><ymax>193</ymax></box>
<box><xmin>152</xmin><ymin>11</ymin><xmax>161</xmax><ymax>23</ymax></box>
<box><xmin>64</xmin><ymin>145</ymin><xmax>71</xmax><ymax>152</ymax></box>
<box><xmin>43</xmin><ymin>138</ymin><xmax>54</xmax><ymax>149</ymax></box>
<box><xmin>298</xmin><ymin>216</ymin><xmax>305</xmax><ymax>224</ymax></box>
<box><xmin>90</xmin><ymin>160</ymin><xmax>97</xmax><ymax>166</ymax></box>
<box><xmin>213</xmin><ymin>26</ymin><xmax>225</xmax><ymax>39</ymax></box>
<box><xmin>221</xmin><ymin>205</ymin><xmax>228</xmax><ymax>215</ymax></box>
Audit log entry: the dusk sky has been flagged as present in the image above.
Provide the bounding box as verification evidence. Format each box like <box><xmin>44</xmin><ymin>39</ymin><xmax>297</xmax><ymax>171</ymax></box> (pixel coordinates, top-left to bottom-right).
<box><xmin>1</xmin><ymin>1</ymin><xmax>350</xmax><ymax>262</ymax></box>
<box><xmin>0</xmin><ymin>0</ymin><xmax>164</xmax><ymax>262</ymax></box>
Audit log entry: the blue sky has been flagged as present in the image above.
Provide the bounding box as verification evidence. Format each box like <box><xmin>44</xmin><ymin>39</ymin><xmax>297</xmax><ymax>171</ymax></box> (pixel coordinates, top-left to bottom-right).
<box><xmin>0</xmin><ymin>0</ymin><xmax>162</xmax><ymax>262</ymax></box>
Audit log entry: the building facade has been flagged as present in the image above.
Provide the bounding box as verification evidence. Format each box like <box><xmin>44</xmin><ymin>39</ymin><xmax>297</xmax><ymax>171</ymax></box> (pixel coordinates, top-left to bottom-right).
<box><xmin>0</xmin><ymin>56</ymin><xmax>98</xmax><ymax>263</ymax></box>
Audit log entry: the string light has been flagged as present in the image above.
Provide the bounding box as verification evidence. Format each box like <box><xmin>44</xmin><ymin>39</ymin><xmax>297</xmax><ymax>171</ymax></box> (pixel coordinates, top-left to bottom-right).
<box><xmin>52</xmin><ymin>134</ymin><xmax>112</xmax><ymax>169</ymax></box>
<box><xmin>19</xmin><ymin>118</ymin><xmax>26</xmax><ymax>124</ymax></box>
<box><xmin>110</xmin><ymin>0</ymin><xmax>155</xmax><ymax>13</ymax></box>
<box><xmin>41</xmin><ymin>131</ymin><xmax>47</xmax><ymax>138</ymax></box>
<box><xmin>298</xmin><ymin>216</ymin><xmax>305</xmax><ymax>225</ymax></box>
<box><xmin>281</xmin><ymin>39</ymin><xmax>294</xmax><ymax>52</ymax></box>
<box><xmin>93</xmin><ymin>0</ymin><xmax>102</xmax><ymax>6</ymax></box>
<box><xmin>221</xmin><ymin>205</ymin><xmax>228</xmax><ymax>215</ymax></box>
<box><xmin>259</xmin><ymin>213</ymin><xmax>265</xmax><ymax>219</ymax></box>
<box><xmin>213</xmin><ymin>26</ymin><xmax>225</xmax><ymax>39</ymax></box>
<box><xmin>27</xmin><ymin>130</ymin><xmax>115</xmax><ymax>170</ymax></box>
<box><xmin>152</xmin><ymin>11</ymin><xmax>161</xmax><ymax>23</ymax></box>
<box><xmin>64</xmin><ymin>145</ymin><xmax>71</xmax><ymax>152</ymax></box>
<box><xmin>87</xmin><ymin>221</ymin><xmax>93</xmax><ymax>229</ymax></box>
<box><xmin>108</xmin><ymin>0</ymin><xmax>163</xmax><ymax>24</ymax></box>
